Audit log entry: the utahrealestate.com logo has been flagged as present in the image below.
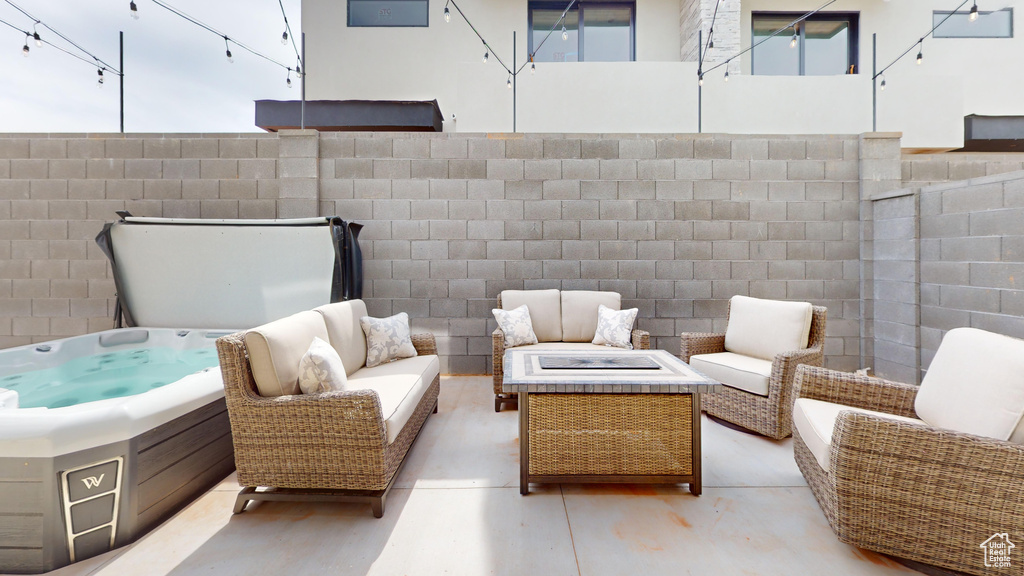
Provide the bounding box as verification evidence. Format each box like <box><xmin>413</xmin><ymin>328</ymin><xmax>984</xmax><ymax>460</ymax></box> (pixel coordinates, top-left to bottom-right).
<box><xmin>981</xmin><ymin>533</ymin><xmax>1015</xmax><ymax>569</ymax></box>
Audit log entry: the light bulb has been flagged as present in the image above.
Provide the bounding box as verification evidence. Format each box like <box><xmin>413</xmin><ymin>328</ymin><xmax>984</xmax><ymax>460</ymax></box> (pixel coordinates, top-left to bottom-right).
<box><xmin>129</xmin><ymin>1</ymin><xmax>139</xmax><ymax>19</ymax></box>
<box><xmin>916</xmin><ymin>51</ymin><xmax>922</xmax><ymax>65</ymax></box>
<box><xmin>790</xmin><ymin>32</ymin><xmax>797</xmax><ymax>48</ymax></box>
<box><xmin>724</xmin><ymin>69</ymin><xmax>729</xmax><ymax>82</ymax></box>
<box><xmin>226</xmin><ymin>49</ymin><xmax>233</xmax><ymax>63</ymax></box>
<box><xmin>562</xmin><ymin>25</ymin><xmax>567</xmax><ymax>41</ymax></box>
<box><xmin>287</xmin><ymin>76</ymin><xmax>292</xmax><ymax>88</ymax></box>
<box><xmin>708</xmin><ymin>28</ymin><xmax>714</xmax><ymax>49</ymax></box>
<box><xmin>33</xmin><ymin>32</ymin><xmax>41</xmax><ymax>47</ymax></box>
<box><xmin>97</xmin><ymin>69</ymin><xmax>104</xmax><ymax>87</ymax></box>
<box><xmin>22</xmin><ymin>42</ymin><xmax>29</xmax><ymax>57</ymax></box>
<box><xmin>483</xmin><ymin>51</ymin><xmax>488</xmax><ymax>63</ymax></box>
<box><xmin>530</xmin><ymin>61</ymin><xmax>535</xmax><ymax>74</ymax></box>
<box><xmin>507</xmin><ymin>76</ymin><xmax>512</xmax><ymax>89</ymax></box>
<box><xmin>698</xmin><ymin>73</ymin><xmax>704</xmax><ymax>86</ymax></box>
<box><xmin>880</xmin><ymin>77</ymin><xmax>886</xmax><ymax>91</ymax></box>
<box><xmin>969</xmin><ymin>3</ymin><xmax>979</xmax><ymax>21</ymax></box>
<box><xmin>444</xmin><ymin>6</ymin><xmax>450</xmax><ymax>22</ymax></box>
<box><xmin>281</xmin><ymin>31</ymin><xmax>288</xmax><ymax>45</ymax></box>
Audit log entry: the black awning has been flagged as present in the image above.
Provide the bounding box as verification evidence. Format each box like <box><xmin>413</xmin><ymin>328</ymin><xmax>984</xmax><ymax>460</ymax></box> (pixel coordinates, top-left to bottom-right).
<box><xmin>255</xmin><ymin>99</ymin><xmax>443</xmax><ymax>132</ymax></box>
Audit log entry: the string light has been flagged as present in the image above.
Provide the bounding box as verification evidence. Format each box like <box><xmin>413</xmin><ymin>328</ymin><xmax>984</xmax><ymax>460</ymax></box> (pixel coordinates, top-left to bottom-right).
<box><xmin>224</xmin><ymin>36</ymin><xmax>233</xmax><ymax>63</ymax></box>
<box><xmin>129</xmin><ymin>0</ymin><xmax>139</xmax><ymax>19</ymax></box>
<box><xmin>276</xmin><ymin>0</ymin><xmax>303</xmax><ymax>75</ymax></box>
<box><xmin>790</xmin><ymin>25</ymin><xmax>798</xmax><ymax>48</ymax></box>
<box><xmin>969</xmin><ymin>2</ymin><xmax>979</xmax><ymax>21</ymax></box>
<box><xmin>698</xmin><ymin>72</ymin><xmax>704</xmax><ymax>86</ymax></box>
<box><xmin>444</xmin><ymin>5</ymin><xmax>450</xmax><ymax>22</ymax></box>
<box><xmin>21</xmin><ymin>33</ymin><xmax>28</xmax><ymax>56</ymax></box>
<box><xmin>708</xmin><ymin>27</ymin><xmax>714</xmax><ymax>49</ymax></box>
<box><xmin>879</xmin><ymin>75</ymin><xmax>886</xmax><ymax>91</ymax></box>
<box><xmin>281</xmin><ymin>30</ymin><xmax>288</xmax><ymax>45</ymax></box>
<box><xmin>872</xmin><ymin>0</ymin><xmax>972</xmax><ymax>92</ymax></box>
<box><xmin>530</xmin><ymin>59</ymin><xmax>535</xmax><ymax>74</ymax></box>
<box><xmin>32</xmin><ymin>28</ymin><xmax>40</xmax><ymax>47</ymax></box>
<box><xmin>4</xmin><ymin>1</ymin><xmax>121</xmax><ymax>77</ymax></box>
<box><xmin>561</xmin><ymin>25</ymin><xmax>567</xmax><ymax>41</ymax></box>
<box><xmin>97</xmin><ymin>68</ymin><xmax>104</xmax><ymax>86</ymax></box>
<box><xmin>286</xmin><ymin>69</ymin><xmax>292</xmax><ymax>88</ymax></box>
<box><xmin>482</xmin><ymin>50</ymin><xmax>488</xmax><ymax>63</ymax></box>
<box><xmin>506</xmin><ymin>74</ymin><xmax>512</xmax><ymax>89</ymax></box>
<box><xmin>724</xmin><ymin>67</ymin><xmax>729</xmax><ymax>82</ymax></box>
<box><xmin>916</xmin><ymin>41</ymin><xmax>923</xmax><ymax>65</ymax></box>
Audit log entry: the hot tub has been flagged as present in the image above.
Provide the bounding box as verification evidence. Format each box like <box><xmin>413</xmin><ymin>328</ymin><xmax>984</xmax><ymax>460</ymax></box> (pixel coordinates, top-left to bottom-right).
<box><xmin>0</xmin><ymin>216</ymin><xmax>362</xmax><ymax>574</ymax></box>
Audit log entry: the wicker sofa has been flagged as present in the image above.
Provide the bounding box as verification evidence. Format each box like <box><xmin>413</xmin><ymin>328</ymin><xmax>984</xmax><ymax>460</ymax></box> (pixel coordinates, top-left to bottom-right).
<box><xmin>491</xmin><ymin>289</ymin><xmax>650</xmax><ymax>411</ymax></box>
<box><xmin>216</xmin><ymin>299</ymin><xmax>440</xmax><ymax>518</ymax></box>
<box><xmin>792</xmin><ymin>327</ymin><xmax>1024</xmax><ymax>575</ymax></box>
<box><xmin>680</xmin><ymin>296</ymin><xmax>826</xmax><ymax>439</ymax></box>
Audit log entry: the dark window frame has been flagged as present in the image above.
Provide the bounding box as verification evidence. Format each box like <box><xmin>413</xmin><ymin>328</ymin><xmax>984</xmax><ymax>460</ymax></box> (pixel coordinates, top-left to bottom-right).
<box><xmin>933</xmin><ymin>8</ymin><xmax>1013</xmax><ymax>38</ymax></box>
<box><xmin>751</xmin><ymin>11</ymin><xmax>860</xmax><ymax>75</ymax></box>
<box><xmin>527</xmin><ymin>1</ymin><xmax>636</xmax><ymax>62</ymax></box>
<box><xmin>347</xmin><ymin>0</ymin><xmax>429</xmax><ymax>28</ymax></box>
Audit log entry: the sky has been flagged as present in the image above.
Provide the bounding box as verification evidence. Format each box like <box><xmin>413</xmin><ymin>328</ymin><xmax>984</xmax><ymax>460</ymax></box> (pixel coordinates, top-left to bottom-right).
<box><xmin>0</xmin><ymin>0</ymin><xmax>302</xmax><ymax>133</ymax></box>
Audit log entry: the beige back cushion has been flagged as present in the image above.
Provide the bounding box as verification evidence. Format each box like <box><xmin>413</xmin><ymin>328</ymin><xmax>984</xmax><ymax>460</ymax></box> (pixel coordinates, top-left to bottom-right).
<box><xmin>915</xmin><ymin>327</ymin><xmax>1024</xmax><ymax>443</ymax></box>
<box><xmin>724</xmin><ymin>295</ymin><xmax>813</xmax><ymax>361</ymax></box>
<box><xmin>244</xmin><ymin>310</ymin><xmax>329</xmax><ymax>397</ymax></box>
<box><xmin>501</xmin><ymin>289</ymin><xmax>562</xmax><ymax>342</ymax></box>
<box><xmin>315</xmin><ymin>299</ymin><xmax>369</xmax><ymax>377</ymax></box>
<box><xmin>561</xmin><ymin>291</ymin><xmax>621</xmax><ymax>342</ymax></box>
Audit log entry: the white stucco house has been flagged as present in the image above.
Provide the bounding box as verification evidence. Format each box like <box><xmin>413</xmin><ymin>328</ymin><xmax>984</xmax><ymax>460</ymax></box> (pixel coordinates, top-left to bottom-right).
<box><xmin>297</xmin><ymin>0</ymin><xmax>1023</xmax><ymax>149</ymax></box>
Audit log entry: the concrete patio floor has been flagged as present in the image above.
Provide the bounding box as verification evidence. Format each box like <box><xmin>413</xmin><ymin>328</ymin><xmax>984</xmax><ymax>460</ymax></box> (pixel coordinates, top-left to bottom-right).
<box><xmin>33</xmin><ymin>376</ymin><xmax>920</xmax><ymax>576</ymax></box>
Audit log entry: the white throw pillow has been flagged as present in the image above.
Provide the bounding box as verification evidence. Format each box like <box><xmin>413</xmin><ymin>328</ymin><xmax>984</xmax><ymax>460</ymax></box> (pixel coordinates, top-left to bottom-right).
<box><xmin>592</xmin><ymin>304</ymin><xmax>638</xmax><ymax>349</ymax></box>
<box><xmin>360</xmin><ymin>312</ymin><xmax>418</xmax><ymax>368</ymax></box>
<box><xmin>297</xmin><ymin>337</ymin><xmax>348</xmax><ymax>395</ymax></box>
<box><xmin>493</xmin><ymin>304</ymin><xmax>539</xmax><ymax>348</ymax></box>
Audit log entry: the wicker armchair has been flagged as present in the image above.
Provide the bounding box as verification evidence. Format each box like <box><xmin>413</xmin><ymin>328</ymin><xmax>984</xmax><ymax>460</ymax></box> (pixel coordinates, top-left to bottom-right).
<box><xmin>492</xmin><ymin>290</ymin><xmax>650</xmax><ymax>412</ymax></box>
<box><xmin>680</xmin><ymin>298</ymin><xmax>826</xmax><ymax>439</ymax></box>
<box><xmin>792</xmin><ymin>362</ymin><xmax>1024</xmax><ymax>576</ymax></box>
<box><xmin>216</xmin><ymin>330</ymin><xmax>439</xmax><ymax>518</ymax></box>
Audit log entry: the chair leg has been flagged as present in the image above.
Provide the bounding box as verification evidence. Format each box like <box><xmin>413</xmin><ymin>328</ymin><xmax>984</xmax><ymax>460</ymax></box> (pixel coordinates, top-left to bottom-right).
<box><xmin>233</xmin><ymin>487</ymin><xmax>255</xmax><ymax>514</ymax></box>
<box><xmin>371</xmin><ymin>496</ymin><xmax>385</xmax><ymax>518</ymax></box>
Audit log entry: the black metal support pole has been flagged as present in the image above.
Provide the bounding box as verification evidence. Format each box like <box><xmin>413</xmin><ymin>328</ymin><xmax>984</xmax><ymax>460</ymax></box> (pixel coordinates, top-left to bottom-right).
<box><xmin>301</xmin><ymin>32</ymin><xmax>306</xmax><ymax>129</ymax></box>
<box><xmin>119</xmin><ymin>31</ymin><xmax>124</xmax><ymax>133</ymax></box>
<box><xmin>872</xmin><ymin>33</ymin><xmax>877</xmax><ymax>132</ymax></box>
<box><xmin>513</xmin><ymin>31</ymin><xmax>517</xmax><ymax>133</ymax></box>
<box><xmin>697</xmin><ymin>30</ymin><xmax>702</xmax><ymax>134</ymax></box>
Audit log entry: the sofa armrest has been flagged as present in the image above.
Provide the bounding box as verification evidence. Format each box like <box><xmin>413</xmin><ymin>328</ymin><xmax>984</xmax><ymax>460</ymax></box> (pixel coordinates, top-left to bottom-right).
<box><xmin>679</xmin><ymin>332</ymin><xmax>726</xmax><ymax>363</ymax></box>
<box><xmin>830</xmin><ymin>411</ymin><xmax>1024</xmax><ymax>558</ymax></box>
<box><xmin>794</xmin><ymin>365</ymin><xmax>918</xmax><ymax>418</ymax></box>
<box><xmin>411</xmin><ymin>332</ymin><xmax>437</xmax><ymax>356</ymax></box>
<box><xmin>492</xmin><ymin>328</ymin><xmax>506</xmax><ymax>393</ymax></box>
<box><xmin>631</xmin><ymin>329</ymin><xmax>650</xmax><ymax>350</ymax></box>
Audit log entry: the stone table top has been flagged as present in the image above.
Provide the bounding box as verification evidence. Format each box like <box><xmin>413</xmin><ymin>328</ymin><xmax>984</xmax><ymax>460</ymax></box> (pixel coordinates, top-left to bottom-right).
<box><xmin>502</xmin><ymin>348</ymin><xmax>722</xmax><ymax>394</ymax></box>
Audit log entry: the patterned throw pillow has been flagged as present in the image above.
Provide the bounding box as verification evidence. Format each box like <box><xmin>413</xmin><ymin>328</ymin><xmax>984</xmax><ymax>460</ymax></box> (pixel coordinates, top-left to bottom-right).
<box><xmin>492</xmin><ymin>304</ymin><xmax>539</xmax><ymax>348</ymax></box>
<box><xmin>360</xmin><ymin>312</ymin><xmax>418</xmax><ymax>368</ymax></box>
<box><xmin>592</xmin><ymin>304</ymin><xmax>638</xmax><ymax>349</ymax></box>
<box><xmin>297</xmin><ymin>337</ymin><xmax>348</xmax><ymax>394</ymax></box>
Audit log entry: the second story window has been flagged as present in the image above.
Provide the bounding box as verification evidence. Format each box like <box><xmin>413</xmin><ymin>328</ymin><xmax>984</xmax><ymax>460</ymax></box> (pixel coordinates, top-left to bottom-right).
<box><xmin>752</xmin><ymin>12</ymin><xmax>859</xmax><ymax>75</ymax></box>
<box><xmin>529</xmin><ymin>2</ymin><xmax>635</xmax><ymax>62</ymax></box>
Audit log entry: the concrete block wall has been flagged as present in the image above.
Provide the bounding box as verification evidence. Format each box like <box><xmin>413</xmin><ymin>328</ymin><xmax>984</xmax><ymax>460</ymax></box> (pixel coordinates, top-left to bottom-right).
<box><xmin>918</xmin><ymin>171</ymin><xmax>1024</xmax><ymax>374</ymax></box>
<box><xmin>902</xmin><ymin>152</ymin><xmax>1024</xmax><ymax>188</ymax></box>
<box><xmin>317</xmin><ymin>132</ymin><xmax>865</xmax><ymax>374</ymax></box>
<box><xmin>0</xmin><ymin>133</ymin><xmax>279</xmax><ymax>348</ymax></box>
<box><xmin>870</xmin><ymin>190</ymin><xmax>919</xmax><ymax>384</ymax></box>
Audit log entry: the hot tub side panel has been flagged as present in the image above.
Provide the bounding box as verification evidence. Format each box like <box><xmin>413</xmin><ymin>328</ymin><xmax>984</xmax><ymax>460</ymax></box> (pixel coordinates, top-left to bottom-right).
<box><xmin>129</xmin><ymin>398</ymin><xmax>234</xmax><ymax>536</ymax></box>
<box><xmin>0</xmin><ymin>398</ymin><xmax>233</xmax><ymax>574</ymax></box>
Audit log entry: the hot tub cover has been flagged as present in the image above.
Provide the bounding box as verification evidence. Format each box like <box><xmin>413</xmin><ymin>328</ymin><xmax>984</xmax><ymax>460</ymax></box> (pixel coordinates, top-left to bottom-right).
<box><xmin>96</xmin><ymin>215</ymin><xmax>362</xmax><ymax>330</ymax></box>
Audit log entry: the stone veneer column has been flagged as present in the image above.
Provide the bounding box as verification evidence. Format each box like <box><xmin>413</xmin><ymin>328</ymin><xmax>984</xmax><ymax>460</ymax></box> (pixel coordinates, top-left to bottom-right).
<box><xmin>681</xmin><ymin>0</ymin><xmax>740</xmax><ymax>76</ymax></box>
<box><xmin>858</xmin><ymin>132</ymin><xmax>904</xmax><ymax>377</ymax></box>
<box><xmin>277</xmin><ymin>130</ymin><xmax>319</xmax><ymax>218</ymax></box>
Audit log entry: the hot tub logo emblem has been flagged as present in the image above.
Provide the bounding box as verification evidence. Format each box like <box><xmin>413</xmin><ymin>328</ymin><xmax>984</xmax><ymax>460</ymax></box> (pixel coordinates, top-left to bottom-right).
<box><xmin>81</xmin><ymin>474</ymin><xmax>105</xmax><ymax>489</ymax></box>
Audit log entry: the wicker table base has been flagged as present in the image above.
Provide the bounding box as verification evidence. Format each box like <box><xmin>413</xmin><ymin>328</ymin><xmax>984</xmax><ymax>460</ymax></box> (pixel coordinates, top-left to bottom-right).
<box><xmin>503</xmin><ymin>349</ymin><xmax>721</xmax><ymax>497</ymax></box>
<box><xmin>519</xmin><ymin>391</ymin><xmax>703</xmax><ymax>495</ymax></box>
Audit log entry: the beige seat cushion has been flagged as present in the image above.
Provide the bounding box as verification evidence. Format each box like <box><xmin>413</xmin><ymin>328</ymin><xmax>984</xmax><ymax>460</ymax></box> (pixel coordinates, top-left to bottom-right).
<box><xmin>793</xmin><ymin>398</ymin><xmax>924</xmax><ymax>471</ymax></box>
<box><xmin>561</xmin><ymin>291</ymin><xmax>621</xmax><ymax>342</ymax></box>
<box><xmin>914</xmin><ymin>327</ymin><xmax>1024</xmax><ymax>443</ymax></box>
<box><xmin>724</xmin><ymin>296</ymin><xmax>813</xmax><ymax>361</ymax></box>
<box><xmin>348</xmin><ymin>355</ymin><xmax>440</xmax><ymax>444</ymax></box>
<box><xmin>314</xmin><ymin>300</ymin><xmax>369</xmax><ymax>377</ymax></box>
<box><xmin>244</xmin><ymin>310</ymin><xmax>329</xmax><ymax>397</ymax></box>
<box><xmin>501</xmin><ymin>289</ymin><xmax>562</xmax><ymax>342</ymax></box>
<box><xmin>689</xmin><ymin>352</ymin><xmax>772</xmax><ymax>397</ymax></box>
